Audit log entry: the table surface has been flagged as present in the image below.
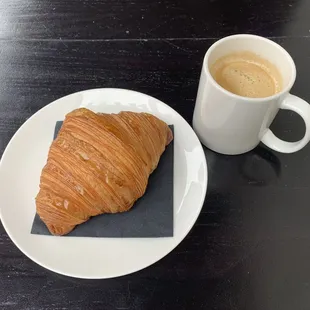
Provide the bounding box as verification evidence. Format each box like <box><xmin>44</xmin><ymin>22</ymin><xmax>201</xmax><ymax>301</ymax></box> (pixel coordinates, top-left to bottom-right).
<box><xmin>1</xmin><ymin>0</ymin><xmax>310</xmax><ymax>309</ymax></box>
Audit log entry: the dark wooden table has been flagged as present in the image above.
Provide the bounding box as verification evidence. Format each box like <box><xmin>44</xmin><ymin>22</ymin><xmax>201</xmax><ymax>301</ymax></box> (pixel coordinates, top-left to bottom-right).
<box><xmin>1</xmin><ymin>0</ymin><xmax>310</xmax><ymax>309</ymax></box>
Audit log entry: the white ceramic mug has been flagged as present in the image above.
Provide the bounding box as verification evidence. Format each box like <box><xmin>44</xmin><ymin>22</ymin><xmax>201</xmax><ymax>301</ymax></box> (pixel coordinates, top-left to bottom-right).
<box><xmin>193</xmin><ymin>34</ymin><xmax>310</xmax><ymax>155</ymax></box>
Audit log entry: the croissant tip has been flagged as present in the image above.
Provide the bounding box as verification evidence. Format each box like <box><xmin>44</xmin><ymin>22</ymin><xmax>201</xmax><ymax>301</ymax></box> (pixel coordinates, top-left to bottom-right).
<box><xmin>167</xmin><ymin>127</ymin><xmax>173</xmax><ymax>145</ymax></box>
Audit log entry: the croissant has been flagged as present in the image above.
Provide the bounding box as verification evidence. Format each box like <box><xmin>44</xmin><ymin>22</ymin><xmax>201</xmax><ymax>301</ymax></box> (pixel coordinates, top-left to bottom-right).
<box><xmin>35</xmin><ymin>108</ymin><xmax>173</xmax><ymax>236</ymax></box>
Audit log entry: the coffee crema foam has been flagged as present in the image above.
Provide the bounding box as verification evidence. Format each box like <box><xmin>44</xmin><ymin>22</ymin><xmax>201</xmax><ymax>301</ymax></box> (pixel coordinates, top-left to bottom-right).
<box><xmin>210</xmin><ymin>51</ymin><xmax>283</xmax><ymax>98</ymax></box>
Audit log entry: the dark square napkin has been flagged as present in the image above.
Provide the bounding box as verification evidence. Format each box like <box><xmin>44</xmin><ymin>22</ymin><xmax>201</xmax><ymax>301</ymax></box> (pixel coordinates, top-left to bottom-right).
<box><xmin>31</xmin><ymin>122</ymin><xmax>174</xmax><ymax>237</ymax></box>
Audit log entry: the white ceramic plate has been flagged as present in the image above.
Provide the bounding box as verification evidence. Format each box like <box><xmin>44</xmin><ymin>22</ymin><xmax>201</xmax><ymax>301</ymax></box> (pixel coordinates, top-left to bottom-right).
<box><xmin>0</xmin><ymin>88</ymin><xmax>207</xmax><ymax>279</ymax></box>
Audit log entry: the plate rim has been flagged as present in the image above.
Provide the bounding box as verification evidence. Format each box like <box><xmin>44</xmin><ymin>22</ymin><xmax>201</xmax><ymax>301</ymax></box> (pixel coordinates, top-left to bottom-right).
<box><xmin>0</xmin><ymin>88</ymin><xmax>208</xmax><ymax>279</ymax></box>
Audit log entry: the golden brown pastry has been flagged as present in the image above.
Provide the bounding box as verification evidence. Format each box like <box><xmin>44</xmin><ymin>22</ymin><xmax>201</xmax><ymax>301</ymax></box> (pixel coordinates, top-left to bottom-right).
<box><xmin>35</xmin><ymin>108</ymin><xmax>173</xmax><ymax>236</ymax></box>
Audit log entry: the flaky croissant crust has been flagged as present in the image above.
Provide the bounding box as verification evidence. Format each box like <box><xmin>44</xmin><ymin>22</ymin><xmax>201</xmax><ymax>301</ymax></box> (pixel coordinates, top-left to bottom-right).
<box><xmin>35</xmin><ymin>108</ymin><xmax>173</xmax><ymax>235</ymax></box>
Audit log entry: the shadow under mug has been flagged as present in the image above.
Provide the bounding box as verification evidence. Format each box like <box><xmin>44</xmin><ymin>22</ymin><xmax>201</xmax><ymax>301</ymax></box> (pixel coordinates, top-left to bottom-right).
<box><xmin>193</xmin><ymin>34</ymin><xmax>310</xmax><ymax>155</ymax></box>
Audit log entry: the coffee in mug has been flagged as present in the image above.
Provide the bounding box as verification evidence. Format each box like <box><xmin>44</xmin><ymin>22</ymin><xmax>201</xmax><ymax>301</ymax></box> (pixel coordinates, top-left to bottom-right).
<box><xmin>210</xmin><ymin>51</ymin><xmax>283</xmax><ymax>98</ymax></box>
<box><xmin>193</xmin><ymin>34</ymin><xmax>310</xmax><ymax>155</ymax></box>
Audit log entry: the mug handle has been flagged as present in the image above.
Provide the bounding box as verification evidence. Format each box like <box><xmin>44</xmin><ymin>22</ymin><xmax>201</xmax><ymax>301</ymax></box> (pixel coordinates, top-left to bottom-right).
<box><xmin>261</xmin><ymin>94</ymin><xmax>310</xmax><ymax>153</ymax></box>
